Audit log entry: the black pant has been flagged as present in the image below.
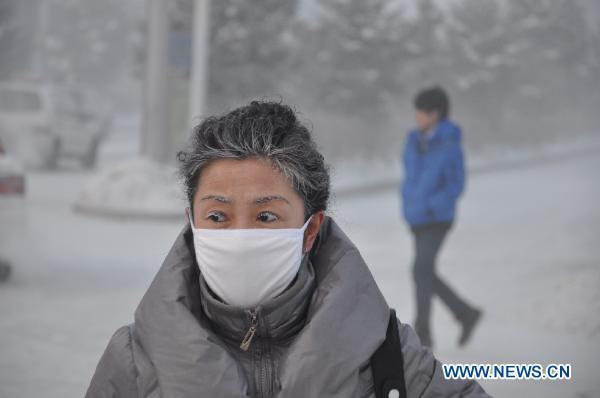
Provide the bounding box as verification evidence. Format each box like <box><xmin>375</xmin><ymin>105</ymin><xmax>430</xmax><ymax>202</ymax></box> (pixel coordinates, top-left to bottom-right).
<box><xmin>411</xmin><ymin>222</ymin><xmax>471</xmax><ymax>333</ymax></box>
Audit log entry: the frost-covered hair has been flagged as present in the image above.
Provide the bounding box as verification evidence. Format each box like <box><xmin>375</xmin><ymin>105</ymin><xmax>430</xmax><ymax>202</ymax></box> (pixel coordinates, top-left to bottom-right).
<box><xmin>177</xmin><ymin>100</ymin><xmax>330</xmax><ymax>216</ymax></box>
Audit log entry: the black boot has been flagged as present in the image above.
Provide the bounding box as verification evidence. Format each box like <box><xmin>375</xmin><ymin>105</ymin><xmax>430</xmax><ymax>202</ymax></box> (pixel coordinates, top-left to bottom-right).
<box><xmin>458</xmin><ymin>308</ymin><xmax>482</xmax><ymax>347</ymax></box>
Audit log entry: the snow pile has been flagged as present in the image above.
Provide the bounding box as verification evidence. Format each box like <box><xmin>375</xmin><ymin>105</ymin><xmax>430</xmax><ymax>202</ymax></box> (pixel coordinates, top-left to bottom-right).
<box><xmin>74</xmin><ymin>157</ymin><xmax>185</xmax><ymax>218</ymax></box>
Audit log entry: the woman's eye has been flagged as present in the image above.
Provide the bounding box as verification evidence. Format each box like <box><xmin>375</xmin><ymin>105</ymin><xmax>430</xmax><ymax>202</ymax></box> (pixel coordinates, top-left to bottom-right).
<box><xmin>206</xmin><ymin>211</ymin><xmax>227</xmax><ymax>223</ymax></box>
<box><xmin>257</xmin><ymin>211</ymin><xmax>279</xmax><ymax>223</ymax></box>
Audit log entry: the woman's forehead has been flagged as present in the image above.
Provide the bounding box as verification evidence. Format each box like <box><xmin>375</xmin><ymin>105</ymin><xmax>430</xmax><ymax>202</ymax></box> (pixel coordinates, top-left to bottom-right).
<box><xmin>199</xmin><ymin>158</ymin><xmax>286</xmax><ymax>186</ymax></box>
<box><xmin>195</xmin><ymin>158</ymin><xmax>303</xmax><ymax>204</ymax></box>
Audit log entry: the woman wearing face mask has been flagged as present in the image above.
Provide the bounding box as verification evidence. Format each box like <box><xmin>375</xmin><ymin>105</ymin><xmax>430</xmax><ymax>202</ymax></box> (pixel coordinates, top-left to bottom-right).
<box><xmin>85</xmin><ymin>101</ymin><xmax>489</xmax><ymax>398</ymax></box>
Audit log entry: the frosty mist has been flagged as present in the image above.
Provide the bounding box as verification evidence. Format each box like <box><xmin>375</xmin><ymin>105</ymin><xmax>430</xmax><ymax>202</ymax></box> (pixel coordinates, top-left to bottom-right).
<box><xmin>1</xmin><ymin>0</ymin><xmax>599</xmax><ymax>162</ymax></box>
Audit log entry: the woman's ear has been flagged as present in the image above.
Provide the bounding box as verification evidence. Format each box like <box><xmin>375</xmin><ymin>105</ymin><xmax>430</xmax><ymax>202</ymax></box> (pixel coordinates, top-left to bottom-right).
<box><xmin>303</xmin><ymin>211</ymin><xmax>325</xmax><ymax>253</ymax></box>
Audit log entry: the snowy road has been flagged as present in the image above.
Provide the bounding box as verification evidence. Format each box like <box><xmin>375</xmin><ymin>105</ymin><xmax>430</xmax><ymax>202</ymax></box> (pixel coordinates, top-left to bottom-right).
<box><xmin>0</xmin><ymin>145</ymin><xmax>599</xmax><ymax>397</ymax></box>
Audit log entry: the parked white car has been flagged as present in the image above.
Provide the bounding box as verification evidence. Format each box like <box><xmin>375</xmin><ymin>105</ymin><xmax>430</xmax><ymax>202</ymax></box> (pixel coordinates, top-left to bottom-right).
<box><xmin>0</xmin><ymin>81</ymin><xmax>111</xmax><ymax>169</ymax></box>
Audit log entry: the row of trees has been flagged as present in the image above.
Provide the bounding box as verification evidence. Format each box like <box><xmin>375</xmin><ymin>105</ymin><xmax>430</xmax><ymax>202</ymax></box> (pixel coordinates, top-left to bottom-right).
<box><xmin>205</xmin><ymin>0</ymin><xmax>600</xmax><ymax>157</ymax></box>
<box><xmin>0</xmin><ymin>0</ymin><xmax>142</xmax><ymax>111</ymax></box>
<box><xmin>4</xmin><ymin>0</ymin><xmax>597</xmax><ymax>159</ymax></box>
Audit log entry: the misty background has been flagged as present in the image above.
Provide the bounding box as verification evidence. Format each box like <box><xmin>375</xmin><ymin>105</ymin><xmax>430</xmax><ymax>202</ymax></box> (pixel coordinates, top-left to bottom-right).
<box><xmin>2</xmin><ymin>0</ymin><xmax>599</xmax><ymax>160</ymax></box>
<box><xmin>0</xmin><ymin>0</ymin><xmax>599</xmax><ymax>397</ymax></box>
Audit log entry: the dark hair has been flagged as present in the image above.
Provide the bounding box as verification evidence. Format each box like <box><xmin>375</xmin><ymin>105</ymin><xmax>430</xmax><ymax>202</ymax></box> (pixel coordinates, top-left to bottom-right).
<box><xmin>177</xmin><ymin>100</ymin><xmax>330</xmax><ymax>216</ymax></box>
<box><xmin>414</xmin><ymin>86</ymin><xmax>450</xmax><ymax>119</ymax></box>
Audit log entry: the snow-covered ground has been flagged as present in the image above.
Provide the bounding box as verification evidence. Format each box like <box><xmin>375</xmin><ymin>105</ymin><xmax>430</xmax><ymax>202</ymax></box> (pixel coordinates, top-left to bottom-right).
<box><xmin>332</xmin><ymin>148</ymin><xmax>600</xmax><ymax>398</ymax></box>
<box><xmin>0</xmin><ymin>126</ymin><xmax>598</xmax><ymax>397</ymax></box>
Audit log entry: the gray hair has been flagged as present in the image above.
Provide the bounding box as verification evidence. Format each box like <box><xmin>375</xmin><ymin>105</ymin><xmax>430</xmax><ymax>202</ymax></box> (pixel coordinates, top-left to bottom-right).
<box><xmin>177</xmin><ymin>100</ymin><xmax>330</xmax><ymax>216</ymax></box>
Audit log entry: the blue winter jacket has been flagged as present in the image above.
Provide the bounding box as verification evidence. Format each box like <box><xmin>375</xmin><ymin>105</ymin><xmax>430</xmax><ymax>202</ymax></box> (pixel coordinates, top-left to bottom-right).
<box><xmin>401</xmin><ymin>119</ymin><xmax>466</xmax><ymax>227</ymax></box>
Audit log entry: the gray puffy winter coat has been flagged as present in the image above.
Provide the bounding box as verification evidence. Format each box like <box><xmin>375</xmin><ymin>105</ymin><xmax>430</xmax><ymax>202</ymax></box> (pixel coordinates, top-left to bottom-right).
<box><xmin>85</xmin><ymin>217</ymin><xmax>490</xmax><ymax>398</ymax></box>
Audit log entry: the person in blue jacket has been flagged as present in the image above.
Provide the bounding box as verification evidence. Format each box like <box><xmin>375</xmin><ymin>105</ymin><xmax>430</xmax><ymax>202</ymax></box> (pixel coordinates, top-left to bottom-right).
<box><xmin>401</xmin><ymin>86</ymin><xmax>482</xmax><ymax>348</ymax></box>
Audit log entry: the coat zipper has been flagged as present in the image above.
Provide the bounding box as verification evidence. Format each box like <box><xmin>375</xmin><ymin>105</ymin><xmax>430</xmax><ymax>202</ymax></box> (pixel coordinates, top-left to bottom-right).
<box><xmin>240</xmin><ymin>310</ymin><xmax>258</xmax><ymax>351</ymax></box>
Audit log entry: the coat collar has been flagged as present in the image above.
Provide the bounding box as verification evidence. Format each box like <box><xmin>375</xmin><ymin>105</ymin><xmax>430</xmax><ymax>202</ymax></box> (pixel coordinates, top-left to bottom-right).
<box><xmin>133</xmin><ymin>216</ymin><xmax>390</xmax><ymax>397</ymax></box>
<box><xmin>198</xmin><ymin>253</ymin><xmax>315</xmax><ymax>344</ymax></box>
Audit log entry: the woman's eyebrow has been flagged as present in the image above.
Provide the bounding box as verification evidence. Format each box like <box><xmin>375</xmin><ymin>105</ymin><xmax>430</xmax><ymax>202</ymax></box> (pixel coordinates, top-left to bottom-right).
<box><xmin>200</xmin><ymin>195</ymin><xmax>231</xmax><ymax>203</ymax></box>
<box><xmin>254</xmin><ymin>195</ymin><xmax>291</xmax><ymax>205</ymax></box>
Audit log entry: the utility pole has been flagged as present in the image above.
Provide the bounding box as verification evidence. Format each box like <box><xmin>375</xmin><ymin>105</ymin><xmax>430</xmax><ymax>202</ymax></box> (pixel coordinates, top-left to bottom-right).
<box><xmin>141</xmin><ymin>0</ymin><xmax>170</xmax><ymax>163</ymax></box>
<box><xmin>33</xmin><ymin>0</ymin><xmax>49</xmax><ymax>79</ymax></box>
<box><xmin>189</xmin><ymin>0</ymin><xmax>211</xmax><ymax>125</ymax></box>
<box><xmin>75</xmin><ymin>0</ymin><xmax>189</xmax><ymax>218</ymax></box>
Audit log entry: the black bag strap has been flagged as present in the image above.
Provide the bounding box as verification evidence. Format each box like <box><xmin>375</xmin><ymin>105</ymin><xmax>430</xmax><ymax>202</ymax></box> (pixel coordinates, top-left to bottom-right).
<box><xmin>370</xmin><ymin>309</ymin><xmax>407</xmax><ymax>398</ymax></box>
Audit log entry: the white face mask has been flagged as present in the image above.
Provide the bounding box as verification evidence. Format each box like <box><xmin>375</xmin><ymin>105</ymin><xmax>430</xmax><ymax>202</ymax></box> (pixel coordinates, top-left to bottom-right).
<box><xmin>189</xmin><ymin>215</ymin><xmax>312</xmax><ymax>309</ymax></box>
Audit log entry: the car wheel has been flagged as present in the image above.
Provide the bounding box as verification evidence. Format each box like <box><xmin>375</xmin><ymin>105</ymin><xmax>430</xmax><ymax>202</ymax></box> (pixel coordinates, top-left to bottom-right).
<box><xmin>45</xmin><ymin>138</ymin><xmax>61</xmax><ymax>169</ymax></box>
<box><xmin>81</xmin><ymin>136</ymin><xmax>100</xmax><ymax>169</ymax></box>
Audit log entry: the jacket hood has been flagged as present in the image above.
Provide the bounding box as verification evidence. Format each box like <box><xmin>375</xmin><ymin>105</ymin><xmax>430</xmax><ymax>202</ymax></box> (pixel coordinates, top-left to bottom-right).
<box><xmin>411</xmin><ymin>119</ymin><xmax>462</xmax><ymax>144</ymax></box>
<box><xmin>436</xmin><ymin>119</ymin><xmax>461</xmax><ymax>142</ymax></box>
<box><xmin>133</xmin><ymin>216</ymin><xmax>390</xmax><ymax>397</ymax></box>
